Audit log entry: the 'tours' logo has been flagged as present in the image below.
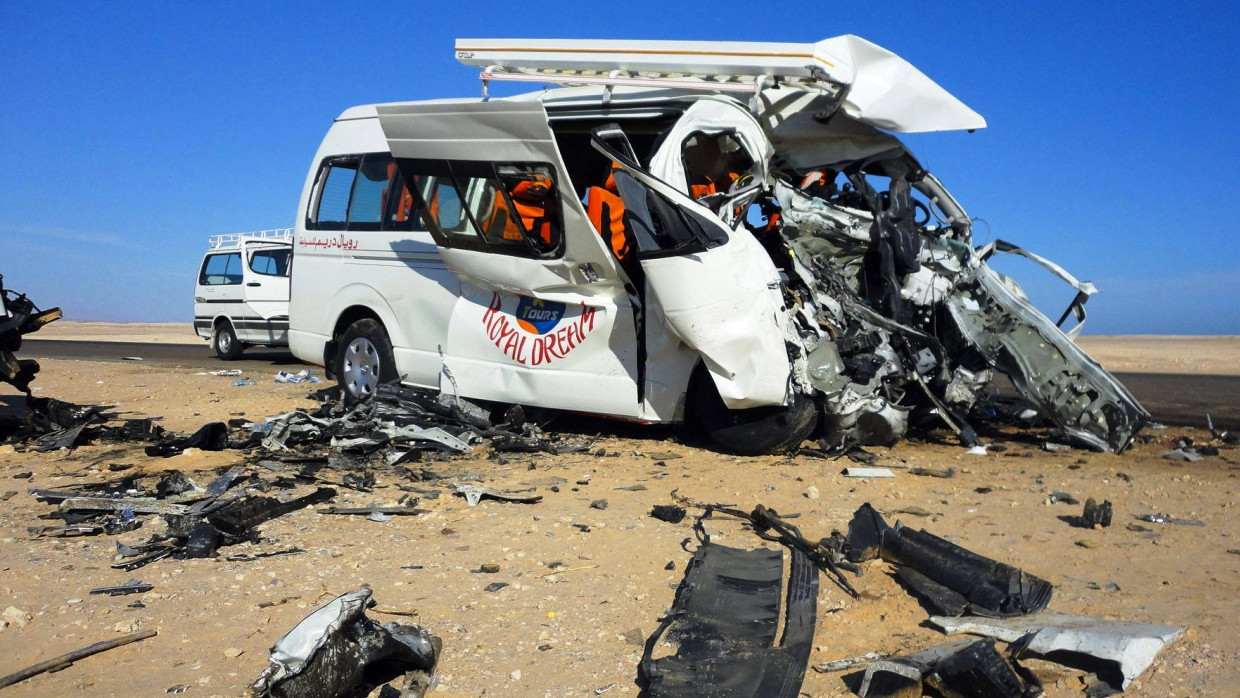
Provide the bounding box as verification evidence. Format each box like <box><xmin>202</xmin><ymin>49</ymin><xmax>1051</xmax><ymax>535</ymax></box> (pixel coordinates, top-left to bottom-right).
<box><xmin>516</xmin><ymin>297</ymin><xmax>565</xmax><ymax>335</ymax></box>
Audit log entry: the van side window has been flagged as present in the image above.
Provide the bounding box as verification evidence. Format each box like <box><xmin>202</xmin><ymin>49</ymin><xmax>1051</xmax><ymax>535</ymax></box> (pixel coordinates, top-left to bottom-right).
<box><xmin>307</xmin><ymin>154</ymin><xmax>427</xmax><ymax>232</ymax></box>
<box><xmin>396</xmin><ymin>158</ymin><xmax>562</xmax><ymax>258</ymax></box>
<box><xmin>249</xmin><ymin>248</ymin><xmax>290</xmax><ymax>276</ymax></box>
<box><xmin>199</xmin><ymin>252</ymin><xmax>243</xmax><ymax>285</ymax></box>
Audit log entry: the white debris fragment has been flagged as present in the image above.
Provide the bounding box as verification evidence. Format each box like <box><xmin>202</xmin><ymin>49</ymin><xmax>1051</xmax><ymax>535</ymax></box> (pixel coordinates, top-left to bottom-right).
<box><xmin>929</xmin><ymin>611</ymin><xmax>1183</xmax><ymax>690</ymax></box>
<box><xmin>966</xmin><ymin>445</ymin><xmax>988</xmax><ymax>456</ymax></box>
<box><xmin>843</xmin><ymin>467</ymin><xmax>895</xmax><ymax>478</ymax></box>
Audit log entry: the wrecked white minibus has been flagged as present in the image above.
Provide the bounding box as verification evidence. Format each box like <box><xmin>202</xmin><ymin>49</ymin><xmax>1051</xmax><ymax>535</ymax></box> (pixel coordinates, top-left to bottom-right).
<box><xmin>287</xmin><ymin>36</ymin><xmax>1149</xmax><ymax>455</ymax></box>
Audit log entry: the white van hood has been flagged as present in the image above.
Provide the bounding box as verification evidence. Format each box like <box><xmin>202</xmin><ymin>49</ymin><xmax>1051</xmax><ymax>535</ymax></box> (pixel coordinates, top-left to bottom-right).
<box><xmin>455</xmin><ymin>35</ymin><xmax>984</xmax><ymax>134</ymax></box>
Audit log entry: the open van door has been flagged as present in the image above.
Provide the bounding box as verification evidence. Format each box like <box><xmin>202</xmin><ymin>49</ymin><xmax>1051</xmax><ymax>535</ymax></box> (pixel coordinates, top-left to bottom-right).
<box><xmin>375</xmin><ymin>101</ymin><xmax>642</xmax><ymax>417</ymax></box>
<box><xmin>590</xmin><ymin>127</ymin><xmax>793</xmax><ymax>408</ymax></box>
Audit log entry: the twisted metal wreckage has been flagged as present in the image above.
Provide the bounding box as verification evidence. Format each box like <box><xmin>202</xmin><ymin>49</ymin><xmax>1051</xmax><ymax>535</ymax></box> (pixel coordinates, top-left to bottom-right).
<box><xmin>0</xmin><ymin>273</ymin><xmax>61</xmax><ymax>394</ymax></box>
<box><xmin>606</xmin><ymin>98</ymin><xmax>1150</xmax><ymax>454</ymax></box>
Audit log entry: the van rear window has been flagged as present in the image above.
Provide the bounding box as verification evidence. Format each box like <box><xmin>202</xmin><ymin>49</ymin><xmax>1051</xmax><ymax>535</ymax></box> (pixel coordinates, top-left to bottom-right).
<box><xmin>199</xmin><ymin>252</ymin><xmax>242</xmax><ymax>285</ymax></box>
<box><xmin>307</xmin><ymin>154</ymin><xmax>425</xmax><ymax>233</ymax></box>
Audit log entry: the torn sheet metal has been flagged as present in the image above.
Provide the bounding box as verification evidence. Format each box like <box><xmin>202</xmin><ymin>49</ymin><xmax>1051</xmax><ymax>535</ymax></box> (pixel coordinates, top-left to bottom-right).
<box><xmin>0</xmin><ymin>273</ymin><xmax>61</xmax><ymax>393</ymax></box>
<box><xmin>640</xmin><ymin>542</ymin><xmax>818</xmax><ymax>698</ymax></box>
<box><xmin>859</xmin><ymin>638</ymin><xmax>1041</xmax><ymax>698</ymax></box>
<box><xmin>454</xmin><ymin>484</ymin><xmax>542</xmax><ymax>507</ymax></box>
<box><xmin>846</xmin><ymin>503</ymin><xmax>1052</xmax><ymax>617</ymax></box>
<box><xmin>929</xmin><ymin>611</ymin><xmax>1184</xmax><ymax>690</ymax></box>
<box><xmin>252</xmin><ymin>588</ymin><xmax>440</xmax><ymax>698</ymax></box>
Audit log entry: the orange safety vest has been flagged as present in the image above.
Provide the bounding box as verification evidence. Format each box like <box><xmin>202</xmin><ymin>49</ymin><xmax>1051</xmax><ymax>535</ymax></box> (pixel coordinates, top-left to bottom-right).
<box><xmin>689</xmin><ymin>171</ymin><xmax>741</xmax><ymax>200</ymax></box>
<box><xmin>508</xmin><ymin>177</ymin><xmax>554</xmax><ymax>244</ymax></box>
<box><xmin>586</xmin><ymin>186</ymin><xmax>629</xmax><ymax>263</ymax></box>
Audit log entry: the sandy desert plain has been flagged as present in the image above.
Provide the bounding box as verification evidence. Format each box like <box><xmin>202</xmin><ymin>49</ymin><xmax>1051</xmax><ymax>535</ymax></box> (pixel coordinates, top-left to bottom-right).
<box><xmin>0</xmin><ymin>323</ymin><xmax>1237</xmax><ymax>697</ymax></box>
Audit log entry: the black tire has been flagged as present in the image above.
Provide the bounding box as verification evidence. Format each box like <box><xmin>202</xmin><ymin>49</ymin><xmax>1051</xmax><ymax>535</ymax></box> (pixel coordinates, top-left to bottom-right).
<box><xmin>686</xmin><ymin>365</ymin><xmax>818</xmax><ymax>455</ymax></box>
<box><xmin>213</xmin><ymin>320</ymin><xmax>243</xmax><ymax>361</ymax></box>
<box><xmin>336</xmin><ymin>318</ymin><xmax>397</xmax><ymax>399</ymax></box>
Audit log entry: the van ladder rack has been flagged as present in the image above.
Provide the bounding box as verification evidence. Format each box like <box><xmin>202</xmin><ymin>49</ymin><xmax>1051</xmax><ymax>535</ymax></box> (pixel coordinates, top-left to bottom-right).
<box><xmin>208</xmin><ymin>228</ymin><xmax>293</xmax><ymax>249</ymax></box>
<box><xmin>455</xmin><ymin>38</ymin><xmax>850</xmax><ymax>104</ymax></box>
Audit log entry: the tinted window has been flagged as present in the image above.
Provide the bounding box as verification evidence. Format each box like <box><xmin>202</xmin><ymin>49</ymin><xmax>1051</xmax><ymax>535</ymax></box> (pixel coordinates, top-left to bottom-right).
<box><xmin>199</xmin><ymin>253</ymin><xmax>242</xmax><ymax>285</ymax></box>
<box><xmin>249</xmin><ymin>248</ymin><xmax>290</xmax><ymax>276</ymax></box>
<box><xmin>308</xmin><ymin>154</ymin><xmax>428</xmax><ymax>232</ymax></box>
<box><xmin>396</xmin><ymin>158</ymin><xmax>562</xmax><ymax>258</ymax></box>
<box><xmin>315</xmin><ymin>161</ymin><xmax>357</xmax><ymax>227</ymax></box>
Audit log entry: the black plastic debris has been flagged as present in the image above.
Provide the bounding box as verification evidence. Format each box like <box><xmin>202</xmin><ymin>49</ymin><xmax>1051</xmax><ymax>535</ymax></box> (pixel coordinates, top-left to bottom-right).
<box><xmin>650</xmin><ymin>505</ymin><xmax>686</xmax><ymax>524</ymax></box>
<box><xmin>251</xmin><ymin>588</ymin><xmax>439</xmax><ymax>698</ymax></box>
<box><xmin>640</xmin><ymin>543</ymin><xmax>818</xmax><ymax>698</ymax></box>
<box><xmin>1082</xmin><ymin>498</ymin><xmax>1113</xmax><ymax>528</ymax></box>
<box><xmin>845</xmin><ymin>503</ymin><xmax>1052</xmax><ymax>617</ymax></box>
<box><xmin>858</xmin><ymin>638</ymin><xmax>1042</xmax><ymax>698</ymax></box>
<box><xmin>145</xmin><ymin>422</ymin><xmax>229</xmax><ymax>457</ymax></box>
<box><xmin>89</xmin><ymin>580</ymin><xmax>152</xmax><ymax>596</ymax></box>
<box><xmin>184</xmin><ymin>522</ymin><xmax>222</xmax><ymax>558</ymax></box>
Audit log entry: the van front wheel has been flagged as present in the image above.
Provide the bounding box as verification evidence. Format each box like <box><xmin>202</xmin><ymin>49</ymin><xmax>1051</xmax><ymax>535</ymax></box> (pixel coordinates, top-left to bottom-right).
<box><xmin>336</xmin><ymin>319</ymin><xmax>396</xmax><ymax>399</ymax></box>
<box><xmin>687</xmin><ymin>365</ymin><xmax>818</xmax><ymax>455</ymax></box>
<box><xmin>213</xmin><ymin>321</ymin><xmax>243</xmax><ymax>361</ymax></box>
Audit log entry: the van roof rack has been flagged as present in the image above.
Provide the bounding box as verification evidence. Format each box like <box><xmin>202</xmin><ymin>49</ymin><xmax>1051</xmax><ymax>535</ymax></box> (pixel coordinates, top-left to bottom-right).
<box><xmin>455</xmin><ymin>38</ymin><xmax>850</xmax><ymax>102</ymax></box>
<box><xmin>208</xmin><ymin>228</ymin><xmax>293</xmax><ymax>249</ymax></box>
<box><xmin>454</xmin><ymin>37</ymin><xmax>986</xmax><ymax>133</ymax></box>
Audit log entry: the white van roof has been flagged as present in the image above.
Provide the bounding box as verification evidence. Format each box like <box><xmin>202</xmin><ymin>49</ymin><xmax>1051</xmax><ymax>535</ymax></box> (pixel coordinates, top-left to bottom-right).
<box><xmin>454</xmin><ymin>36</ymin><xmax>985</xmax><ymax>133</ymax></box>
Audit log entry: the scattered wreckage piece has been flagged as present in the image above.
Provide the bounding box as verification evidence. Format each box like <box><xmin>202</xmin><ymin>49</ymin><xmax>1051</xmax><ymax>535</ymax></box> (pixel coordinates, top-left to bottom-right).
<box><xmin>1081</xmin><ymin>498</ymin><xmax>1113</xmax><ymax>528</ymax></box>
<box><xmin>252</xmin><ymin>588</ymin><xmax>440</xmax><ymax>698</ymax></box>
<box><xmin>318</xmin><ymin>506</ymin><xmax>426</xmax><ymax>516</ymax></box>
<box><xmin>454</xmin><ymin>484</ymin><xmax>542</xmax><ymax>507</ymax></box>
<box><xmin>1136</xmin><ymin>513</ymin><xmax>1205</xmax><ymax>527</ymax></box>
<box><xmin>701</xmin><ymin>503</ymin><xmax>860</xmax><ymax>597</ymax></box>
<box><xmin>0</xmin><ymin>629</ymin><xmax>156</xmax><ymax>690</ymax></box>
<box><xmin>929</xmin><ymin>611</ymin><xmax>1184</xmax><ymax>691</ymax></box>
<box><xmin>27</xmin><ymin>524</ymin><xmax>104</xmax><ymax>538</ymax></box>
<box><xmin>811</xmin><ymin>651</ymin><xmax>890</xmax><ymax>674</ymax></box>
<box><xmin>640</xmin><ymin>542</ymin><xmax>818</xmax><ymax>698</ymax></box>
<box><xmin>843</xmin><ymin>467</ymin><xmax>895</xmax><ymax>478</ymax></box>
<box><xmin>846</xmin><ymin>503</ymin><xmax>1052</xmax><ymax>617</ymax></box>
<box><xmin>857</xmin><ymin>638</ymin><xmax>1042</xmax><ymax>698</ymax></box>
<box><xmin>89</xmin><ymin>580</ymin><xmax>153</xmax><ymax>596</ymax></box>
<box><xmin>0</xmin><ymin>273</ymin><xmax>61</xmax><ymax>394</ymax></box>
<box><xmin>58</xmin><ymin>496</ymin><xmax>190</xmax><ymax>517</ymax></box>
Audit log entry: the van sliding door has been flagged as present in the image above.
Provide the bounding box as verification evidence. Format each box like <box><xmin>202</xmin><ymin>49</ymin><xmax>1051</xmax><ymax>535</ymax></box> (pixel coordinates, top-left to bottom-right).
<box><xmin>375</xmin><ymin>102</ymin><xmax>641</xmax><ymax>418</ymax></box>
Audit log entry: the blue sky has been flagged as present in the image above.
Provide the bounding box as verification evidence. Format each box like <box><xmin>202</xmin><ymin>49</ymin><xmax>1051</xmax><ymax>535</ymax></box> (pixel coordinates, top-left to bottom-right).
<box><xmin>2</xmin><ymin>1</ymin><xmax>1237</xmax><ymax>334</ymax></box>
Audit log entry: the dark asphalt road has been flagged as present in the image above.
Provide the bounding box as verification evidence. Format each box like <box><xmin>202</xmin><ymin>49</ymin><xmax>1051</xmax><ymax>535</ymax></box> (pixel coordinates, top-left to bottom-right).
<box><xmin>18</xmin><ymin>339</ymin><xmax>1240</xmax><ymax>430</ymax></box>
<box><xmin>20</xmin><ymin>339</ymin><xmax>307</xmax><ymax>374</ymax></box>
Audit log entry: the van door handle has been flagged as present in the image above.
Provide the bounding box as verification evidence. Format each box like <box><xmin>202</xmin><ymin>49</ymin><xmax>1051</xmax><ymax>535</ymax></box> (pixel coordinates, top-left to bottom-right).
<box><xmin>246</xmin><ymin>282</ymin><xmax>261</xmax><ymax>287</ymax></box>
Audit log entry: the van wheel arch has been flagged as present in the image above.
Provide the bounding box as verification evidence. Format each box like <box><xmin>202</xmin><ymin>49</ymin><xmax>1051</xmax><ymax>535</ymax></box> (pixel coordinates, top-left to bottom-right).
<box><xmin>685</xmin><ymin>362</ymin><xmax>819</xmax><ymax>455</ymax></box>
<box><xmin>213</xmin><ymin>319</ymin><xmax>244</xmax><ymax>361</ymax></box>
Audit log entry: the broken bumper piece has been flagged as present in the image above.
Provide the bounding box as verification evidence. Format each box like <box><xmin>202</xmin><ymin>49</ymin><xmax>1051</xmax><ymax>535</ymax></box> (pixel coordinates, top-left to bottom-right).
<box><xmin>859</xmin><ymin>638</ymin><xmax>1042</xmax><ymax>698</ymax></box>
<box><xmin>640</xmin><ymin>542</ymin><xmax>818</xmax><ymax>698</ymax></box>
<box><xmin>846</xmin><ymin>503</ymin><xmax>1052</xmax><ymax>617</ymax></box>
<box><xmin>929</xmin><ymin>611</ymin><xmax>1183</xmax><ymax>691</ymax></box>
<box><xmin>252</xmin><ymin>588</ymin><xmax>440</xmax><ymax>698</ymax></box>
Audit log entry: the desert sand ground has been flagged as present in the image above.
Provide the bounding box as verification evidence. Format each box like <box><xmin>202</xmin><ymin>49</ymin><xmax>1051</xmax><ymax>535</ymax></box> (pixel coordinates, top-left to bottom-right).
<box><xmin>0</xmin><ymin>328</ymin><xmax>1237</xmax><ymax>697</ymax></box>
